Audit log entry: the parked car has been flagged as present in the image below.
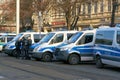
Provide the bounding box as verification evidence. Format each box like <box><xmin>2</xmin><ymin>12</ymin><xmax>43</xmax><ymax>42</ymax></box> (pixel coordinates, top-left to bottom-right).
<box><xmin>94</xmin><ymin>27</ymin><xmax>120</xmax><ymax>68</ymax></box>
<box><xmin>55</xmin><ymin>29</ymin><xmax>96</xmax><ymax>65</ymax></box>
<box><xmin>0</xmin><ymin>33</ymin><xmax>16</xmax><ymax>51</ymax></box>
<box><xmin>3</xmin><ymin>32</ymin><xmax>46</xmax><ymax>56</ymax></box>
<box><xmin>31</xmin><ymin>31</ymin><xmax>77</xmax><ymax>61</ymax></box>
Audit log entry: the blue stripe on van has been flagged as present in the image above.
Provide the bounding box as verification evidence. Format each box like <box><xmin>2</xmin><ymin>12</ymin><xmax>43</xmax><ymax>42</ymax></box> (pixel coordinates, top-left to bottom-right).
<box><xmin>97</xmin><ymin>45</ymin><xmax>120</xmax><ymax>52</ymax></box>
<box><xmin>101</xmin><ymin>55</ymin><xmax>120</xmax><ymax>62</ymax></box>
<box><xmin>72</xmin><ymin>45</ymin><xmax>94</xmax><ymax>56</ymax></box>
<box><xmin>94</xmin><ymin>45</ymin><xmax>120</xmax><ymax>62</ymax></box>
<box><xmin>38</xmin><ymin>46</ymin><xmax>55</xmax><ymax>52</ymax></box>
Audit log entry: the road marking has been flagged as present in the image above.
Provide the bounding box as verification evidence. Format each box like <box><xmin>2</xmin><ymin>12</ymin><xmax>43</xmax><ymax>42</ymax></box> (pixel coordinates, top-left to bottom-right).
<box><xmin>25</xmin><ymin>65</ymin><xmax>30</xmax><ymax>67</ymax></box>
<box><xmin>74</xmin><ymin>78</ymin><xmax>92</xmax><ymax>80</ymax></box>
<box><xmin>0</xmin><ymin>76</ymin><xmax>4</xmax><ymax>78</ymax></box>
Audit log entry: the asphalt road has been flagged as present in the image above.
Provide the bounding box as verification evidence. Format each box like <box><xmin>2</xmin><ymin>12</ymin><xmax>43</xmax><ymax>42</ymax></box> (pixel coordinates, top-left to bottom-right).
<box><xmin>0</xmin><ymin>52</ymin><xmax>120</xmax><ymax>80</ymax></box>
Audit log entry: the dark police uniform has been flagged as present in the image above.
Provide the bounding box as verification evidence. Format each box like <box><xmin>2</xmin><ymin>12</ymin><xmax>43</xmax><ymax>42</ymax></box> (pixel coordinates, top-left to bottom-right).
<box><xmin>21</xmin><ymin>37</ymin><xmax>32</xmax><ymax>59</ymax></box>
<box><xmin>15</xmin><ymin>39</ymin><xmax>21</xmax><ymax>58</ymax></box>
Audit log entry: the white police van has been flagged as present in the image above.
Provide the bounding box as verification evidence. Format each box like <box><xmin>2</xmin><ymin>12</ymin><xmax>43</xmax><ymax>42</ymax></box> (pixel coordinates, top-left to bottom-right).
<box><xmin>31</xmin><ymin>31</ymin><xmax>77</xmax><ymax>61</ymax></box>
<box><xmin>0</xmin><ymin>33</ymin><xmax>16</xmax><ymax>51</ymax></box>
<box><xmin>55</xmin><ymin>29</ymin><xmax>96</xmax><ymax>65</ymax></box>
<box><xmin>3</xmin><ymin>32</ymin><xmax>46</xmax><ymax>56</ymax></box>
<box><xmin>94</xmin><ymin>27</ymin><xmax>120</xmax><ymax>68</ymax></box>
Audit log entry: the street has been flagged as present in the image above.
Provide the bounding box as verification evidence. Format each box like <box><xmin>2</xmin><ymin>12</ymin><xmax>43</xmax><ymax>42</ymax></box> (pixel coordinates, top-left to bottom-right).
<box><xmin>0</xmin><ymin>52</ymin><xmax>119</xmax><ymax>80</ymax></box>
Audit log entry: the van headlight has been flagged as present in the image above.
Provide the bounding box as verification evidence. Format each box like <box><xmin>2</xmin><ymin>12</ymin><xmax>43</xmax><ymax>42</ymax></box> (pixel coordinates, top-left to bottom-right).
<box><xmin>33</xmin><ymin>46</ymin><xmax>42</xmax><ymax>52</ymax></box>
<box><xmin>33</xmin><ymin>47</ymin><xmax>39</xmax><ymax>52</ymax></box>
<box><xmin>5</xmin><ymin>45</ymin><xmax>10</xmax><ymax>49</ymax></box>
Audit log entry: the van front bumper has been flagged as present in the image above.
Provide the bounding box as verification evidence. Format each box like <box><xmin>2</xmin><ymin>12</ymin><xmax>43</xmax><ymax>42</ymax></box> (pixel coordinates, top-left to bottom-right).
<box><xmin>55</xmin><ymin>50</ymin><xmax>69</xmax><ymax>61</ymax></box>
<box><xmin>31</xmin><ymin>52</ymin><xmax>43</xmax><ymax>59</ymax></box>
<box><xmin>3</xmin><ymin>48</ymin><xmax>13</xmax><ymax>55</ymax></box>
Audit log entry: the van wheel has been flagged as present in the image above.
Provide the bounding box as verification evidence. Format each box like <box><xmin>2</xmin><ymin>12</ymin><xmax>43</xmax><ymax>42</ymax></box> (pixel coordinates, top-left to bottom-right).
<box><xmin>42</xmin><ymin>52</ymin><xmax>52</xmax><ymax>62</ymax></box>
<box><xmin>34</xmin><ymin>58</ymin><xmax>41</xmax><ymax>61</ymax></box>
<box><xmin>12</xmin><ymin>50</ymin><xmax>17</xmax><ymax>57</ymax></box>
<box><xmin>8</xmin><ymin>54</ymin><xmax>12</xmax><ymax>56</ymax></box>
<box><xmin>96</xmin><ymin>56</ymin><xmax>104</xmax><ymax>68</ymax></box>
<box><xmin>68</xmin><ymin>54</ymin><xmax>79</xmax><ymax>65</ymax></box>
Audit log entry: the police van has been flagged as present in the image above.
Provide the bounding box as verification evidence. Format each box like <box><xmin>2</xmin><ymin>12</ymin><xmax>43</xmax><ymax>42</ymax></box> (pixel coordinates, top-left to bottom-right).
<box><xmin>94</xmin><ymin>27</ymin><xmax>120</xmax><ymax>68</ymax></box>
<box><xmin>0</xmin><ymin>33</ymin><xmax>16</xmax><ymax>51</ymax></box>
<box><xmin>55</xmin><ymin>29</ymin><xmax>96</xmax><ymax>65</ymax></box>
<box><xmin>31</xmin><ymin>31</ymin><xmax>77</xmax><ymax>61</ymax></box>
<box><xmin>3</xmin><ymin>32</ymin><xmax>46</xmax><ymax>56</ymax></box>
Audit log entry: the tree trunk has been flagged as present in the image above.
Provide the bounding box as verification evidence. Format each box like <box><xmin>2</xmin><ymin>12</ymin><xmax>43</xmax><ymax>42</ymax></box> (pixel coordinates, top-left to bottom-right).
<box><xmin>71</xmin><ymin>16</ymin><xmax>79</xmax><ymax>30</ymax></box>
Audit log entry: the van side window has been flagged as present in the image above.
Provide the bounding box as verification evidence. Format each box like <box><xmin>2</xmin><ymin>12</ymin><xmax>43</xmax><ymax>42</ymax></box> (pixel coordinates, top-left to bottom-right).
<box><xmin>67</xmin><ymin>33</ymin><xmax>74</xmax><ymax>40</ymax></box>
<box><xmin>95</xmin><ymin>31</ymin><xmax>114</xmax><ymax>45</ymax></box>
<box><xmin>0</xmin><ymin>37</ymin><xmax>5</xmax><ymax>42</ymax></box>
<box><xmin>23</xmin><ymin>34</ymin><xmax>30</xmax><ymax>39</ymax></box>
<box><xmin>34</xmin><ymin>34</ymin><xmax>40</xmax><ymax>43</ymax></box>
<box><xmin>7</xmin><ymin>35</ymin><xmax>16</xmax><ymax>42</ymax></box>
<box><xmin>95</xmin><ymin>31</ymin><xmax>104</xmax><ymax>44</ymax></box>
<box><xmin>50</xmin><ymin>33</ymin><xmax>64</xmax><ymax>44</ymax></box>
<box><xmin>33</xmin><ymin>34</ymin><xmax>45</xmax><ymax>43</ymax></box>
<box><xmin>77</xmin><ymin>33</ymin><xmax>93</xmax><ymax>45</ymax></box>
<box><xmin>117</xmin><ymin>31</ymin><xmax>120</xmax><ymax>44</ymax></box>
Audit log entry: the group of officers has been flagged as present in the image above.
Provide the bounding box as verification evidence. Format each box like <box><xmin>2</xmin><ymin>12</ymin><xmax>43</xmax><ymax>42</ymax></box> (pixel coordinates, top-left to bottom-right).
<box><xmin>15</xmin><ymin>36</ymin><xmax>32</xmax><ymax>60</ymax></box>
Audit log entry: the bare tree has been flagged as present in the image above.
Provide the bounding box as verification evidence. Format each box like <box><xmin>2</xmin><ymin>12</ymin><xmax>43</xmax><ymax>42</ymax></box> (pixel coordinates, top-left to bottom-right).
<box><xmin>32</xmin><ymin>0</ymin><xmax>52</xmax><ymax>27</ymax></box>
<box><xmin>0</xmin><ymin>0</ymin><xmax>16</xmax><ymax>23</ymax></box>
<box><xmin>0</xmin><ymin>0</ymin><xmax>98</xmax><ymax>31</ymax></box>
<box><xmin>50</xmin><ymin>0</ymin><xmax>82</xmax><ymax>30</ymax></box>
<box><xmin>0</xmin><ymin>0</ymin><xmax>34</xmax><ymax>32</ymax></box>
<box><xmin>20</xmin><ymin>0</ymin><xmax>33</xmax><ymax>31</ymax></box>
<box><xmin>51</xmin><ymin>0</ymin><xmax>98</xmax><ymax>30</ymax></box>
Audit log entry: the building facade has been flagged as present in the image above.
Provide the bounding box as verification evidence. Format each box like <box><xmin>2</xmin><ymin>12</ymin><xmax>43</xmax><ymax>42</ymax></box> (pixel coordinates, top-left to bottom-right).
<box><xmin>40</xmin><ymin>0</ymin><xmax>120</xmax><ymax>32</ymax></box>
<box><xmin>1</xmin><ymin>0</ymin><xmax>120</xmax><ymax>33</ymax></box>
<box><xmin>0</xmin><ymin>0</ymin><xmax>16</xmax><ymax>33</ymax></box>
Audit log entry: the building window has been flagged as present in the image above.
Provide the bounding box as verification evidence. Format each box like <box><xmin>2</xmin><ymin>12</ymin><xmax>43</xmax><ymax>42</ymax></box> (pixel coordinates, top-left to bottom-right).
<box><xmin>76</xmin><ymin>4</ymin><xmax>81</xmax><ymax>16</ymax></box>
<box><xmin>88</xmin><ymin>2</ymin><xmax>91</xmax><ymax>14</ymax></box>
<box><xmin>77</xmin><ymin>7</ymin><xmax>80</xmax><ymax>15</ymax></box>
<box><xmin>82</xmin><ymin>4</ymin><xmax>85</xmax><ymax>14</ymax></box>
<box><xmin>108</xmin><ymin>0</ymin><xmax>112</xmax><ymax>12</ymax></box>
<box><xmin>94</xmin><ymin>2</ymin><xmax>98</xmax><ymax>13</ymax></box>
<box><xmin>100</xmin><ymin>0</ymin><xmax>104</xmax><ymax>13</ymax></box>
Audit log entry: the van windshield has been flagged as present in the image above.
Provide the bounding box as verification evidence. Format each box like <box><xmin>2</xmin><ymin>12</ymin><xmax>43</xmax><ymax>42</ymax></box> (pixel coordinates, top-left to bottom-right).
<box><xmin>39</xmin><ymin>33</ymin><xmax>55</xmax><ymax>43</ymax></box>
<box><xmin>12</xmin><ymin>34</ymin><xmax>23</xmax><ymax>41</ymax></box>
<box><xmin>68</xmin><ymin>32</ymin><xmax>83</xmax><ymax>43</ymax></box>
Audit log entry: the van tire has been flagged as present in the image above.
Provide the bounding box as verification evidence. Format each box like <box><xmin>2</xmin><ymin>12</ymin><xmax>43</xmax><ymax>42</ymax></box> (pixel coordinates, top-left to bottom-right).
<box><xmin>42</xmin><ymin>52</ymin><xmax>52</xmax><ymax>62</ymax></box>
<box><xmin>8</xmin><ymin>54</ymin><xmax>12</xmax><ymax>56</ymax></box>
<box><xmin>96</xmin><ymin>56</ymin><xmax>104</xmax><ymax>68</ymax></box>
<box><xmin>68</xmin><ymin>54</ymin><xmax>79</xmax><ymax>65</ymax></box>
<box><xmin>31</xmin><ymin>57</ymin><xmax>41</xmax><ymax>61</ymax></box>
<box><xmin>12</xmin><ymin>50</ymin><xmax>17</xmax><ymax>57</ymax></box>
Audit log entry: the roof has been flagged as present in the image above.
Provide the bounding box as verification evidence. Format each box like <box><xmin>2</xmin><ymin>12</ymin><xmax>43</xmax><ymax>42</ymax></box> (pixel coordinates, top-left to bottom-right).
<box><xmin>49</xmin><ymin>30</ymin><xmax>78</xmax><ymax>34</ymax></box>
<box><xmin>97</xmin><ymin>27</ymin><xmax>120</xmax><ymax>31</ymax></box>
<box><xmin>19</xmin><ymin>32</ymin><xmax>47</xmax><ymax>34</ymax></box>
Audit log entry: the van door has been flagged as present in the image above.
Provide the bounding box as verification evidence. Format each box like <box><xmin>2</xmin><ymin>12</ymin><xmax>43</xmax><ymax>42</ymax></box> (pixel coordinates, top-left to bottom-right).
<box><xmin>75</xmin><ymin>32</ymin><xmax>94</xmax><ymax>61</ymax></box>
<box><xmin>115</xmin><ymin>31</ymin><xmax>120</xmax><ymax>66</ymax></box>
<box><xmin>50</xmin><ymin>33</ymin><xmax>64</xmax><ymax>46</ymax></box>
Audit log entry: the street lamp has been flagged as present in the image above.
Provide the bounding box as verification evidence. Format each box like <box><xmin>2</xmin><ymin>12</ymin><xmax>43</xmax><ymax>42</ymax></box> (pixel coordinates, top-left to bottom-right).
<box><xmin>16</xmin><ymin>0</ymin><xmax>20</xmax><ymax>34</ymax></box>
<box><xmin>38</xmin><ymin>11</ymin><xmax>43</xmax><ymax>39</ymax></box>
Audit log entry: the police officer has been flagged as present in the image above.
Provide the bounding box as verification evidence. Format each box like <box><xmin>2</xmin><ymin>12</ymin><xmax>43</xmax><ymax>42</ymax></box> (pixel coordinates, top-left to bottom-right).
<box><xmin>22</xmin><ymin>36</ymin><xmax>32</xmax><ymax>60</ymax></box>
<box><xmin>21</xmin><ymin>37</ymin><xmax>26</xmax><ymax>59</ymax></box>
<box><xmin>27</xmin><ymin>36</ymin><xmax>32</xmax><ymax>59</ymax></box>
<box><xmin>15</xmin><ymin>38</ymin><xmax>22</xmax><ymax>58</ymax></box>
